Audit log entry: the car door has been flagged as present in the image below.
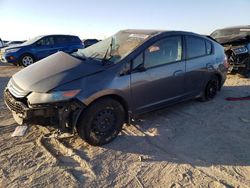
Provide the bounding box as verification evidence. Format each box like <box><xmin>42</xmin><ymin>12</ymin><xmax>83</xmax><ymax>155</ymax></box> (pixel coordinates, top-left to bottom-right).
<box><xmin>54</xmin><ymin>35</ymin><xmax>70</xmax><ymax>53</ymax></box>
<box><xmin>185</xmin><ymin>36</ymin><xmax>215</xmax><ymax>96</ymax></box>
<box><xmin>130</xmin><ymin>36</ymin><xmax>186</xmax><ymax>114</ymax></box>
<box><xmin>33</xmin><ymin>36</ymin><xmax>57</xmax><ymax>59</ymax></box>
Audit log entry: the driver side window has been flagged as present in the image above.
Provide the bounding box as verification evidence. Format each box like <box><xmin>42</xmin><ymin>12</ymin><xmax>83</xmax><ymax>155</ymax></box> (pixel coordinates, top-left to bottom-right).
<box><xmin>36</xmin><ymin>37</ymin><xmax>55</xmax><ymax>46</ymax></box>
<box><xmin>132</xmin><ymin>36</ymin><xmax>183</xmax><ymax>71</ymax></box>
<box><xmin>144</xmin><ymin>36</ymin><xmax>182</xmax><ymax>68</ymax></box>
<box><xmin>132</xmin><ymin>52</ymin><xmax>143</xmax><ymax>70</ymax></box>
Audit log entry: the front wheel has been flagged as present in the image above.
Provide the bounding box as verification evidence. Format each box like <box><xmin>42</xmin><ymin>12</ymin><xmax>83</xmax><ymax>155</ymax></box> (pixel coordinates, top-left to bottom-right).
<box><xmin>199</xmin><ymin>76</ymin><xmax>219</xmax><ymax>102</ymax></box>
<box><xmin>77</xmin><ymin>98</ymin><xmax>125</xmax><ymax>146</ymax></box>
<box><xmin>20</xmin><ymin>54</ymin><xmax>34</xmax><ymax>67</ymax></box>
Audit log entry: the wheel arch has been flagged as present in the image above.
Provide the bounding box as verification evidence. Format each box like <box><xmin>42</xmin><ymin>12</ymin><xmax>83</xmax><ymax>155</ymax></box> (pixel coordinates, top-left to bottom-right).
<box><xmin>78</xmin><ymin>93</ymin><xmax>130</xmax><ymax>124</ymax></box>
<box><xmin>18</xmin><ymin>52</ymin><xmax>36</xmax><ymax>65</ymax></box>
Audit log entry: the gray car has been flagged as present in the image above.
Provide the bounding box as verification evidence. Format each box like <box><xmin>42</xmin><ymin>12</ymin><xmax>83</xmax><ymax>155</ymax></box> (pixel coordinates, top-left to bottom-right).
<box><xmin>4</xmin><ymin>29</ymin><xmax>228</xmax><ymax>146</ymax></box>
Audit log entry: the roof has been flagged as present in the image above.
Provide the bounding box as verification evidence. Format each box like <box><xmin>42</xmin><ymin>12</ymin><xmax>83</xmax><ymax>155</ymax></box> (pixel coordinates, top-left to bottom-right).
<box><xmin>120</xmin><ymin>29</ymin><xmax>200</xmax><ymax>37</ymax></box>
<box><xmin>217</xmin><ymin>25</ymin><xmax>250</xmax><ymax>30</ymax></box>
<box><xmin>121</xmin><ymin>29</ymin><xmax>165</xmax><ymax>36</ymax></box>
<box><xmin>38</xmin><ymin>34</ymin><xmax>79</xmax><ymax>38</ymax></box>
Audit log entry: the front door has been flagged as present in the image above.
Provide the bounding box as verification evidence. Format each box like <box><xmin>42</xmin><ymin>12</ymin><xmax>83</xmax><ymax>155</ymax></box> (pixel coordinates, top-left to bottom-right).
<box><xmin>34</xmin><ymin>36</ymin><xmax>57</xmax><ymax>59</ymax></box>
<box><xmin>130</xmin><ymin>36</ymin><xmax>186</xmax><ymax>114</ymax></box>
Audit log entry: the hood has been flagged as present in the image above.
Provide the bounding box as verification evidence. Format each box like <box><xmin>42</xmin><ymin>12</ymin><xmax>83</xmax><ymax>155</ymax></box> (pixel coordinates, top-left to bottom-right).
<box><xmin>3</xmin><ymin>43</ymin><xmax>28</xmax><ymax>51</ymax></box>
<box><xmin>214</xmin><ymin>34</ymin><xmax>250</xmax><ymax>45</ymax></box>
<box><xmin>12</xmin><ymin>52</ymin><xmax>105</xmax><ymax>93</ymax></box>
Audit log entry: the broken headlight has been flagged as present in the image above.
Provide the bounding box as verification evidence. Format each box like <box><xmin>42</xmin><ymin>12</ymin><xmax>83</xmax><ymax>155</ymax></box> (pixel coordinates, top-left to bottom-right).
<box><xmin>27</xmin><ymin>90</ymin><xmax>81</xmax><ymax>105</ymax></box>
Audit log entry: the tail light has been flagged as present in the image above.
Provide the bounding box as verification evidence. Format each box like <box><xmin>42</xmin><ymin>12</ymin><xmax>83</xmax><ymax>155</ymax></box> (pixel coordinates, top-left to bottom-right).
<box><xmin>223</xmin><ymin>55</ymin><xmax>229</xmax><ymax>69</ymax></box>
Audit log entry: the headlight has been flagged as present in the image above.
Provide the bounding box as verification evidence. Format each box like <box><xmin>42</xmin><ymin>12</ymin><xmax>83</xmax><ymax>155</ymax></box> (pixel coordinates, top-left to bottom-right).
<box><xmin>6</xmin><ymin>48</ymin><xmax>20</xmax><ymax>53</ymax></box>
<box><xmin>27</xmin><ymin>89</ymin><xmax>81</xmax><ymax>104</ymax></box>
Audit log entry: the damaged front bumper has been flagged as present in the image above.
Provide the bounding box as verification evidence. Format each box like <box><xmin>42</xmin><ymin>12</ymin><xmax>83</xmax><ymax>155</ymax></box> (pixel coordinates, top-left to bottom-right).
<box><xmin>4</xmin><ymin>89</ymin><xmax>85</xmax><ymax>132</ymax></box>
<box><xmin>225</xmin><ymin>46</ymin><xmax>250</xmax><ymax>72</ymax></box>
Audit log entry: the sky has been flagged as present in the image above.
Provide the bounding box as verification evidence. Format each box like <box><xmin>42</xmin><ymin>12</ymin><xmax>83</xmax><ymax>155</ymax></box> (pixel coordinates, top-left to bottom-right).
<box><xmin>0</xmin><ymin>0</ymin><xmax>249</xmax><ymax>40</ymax></box>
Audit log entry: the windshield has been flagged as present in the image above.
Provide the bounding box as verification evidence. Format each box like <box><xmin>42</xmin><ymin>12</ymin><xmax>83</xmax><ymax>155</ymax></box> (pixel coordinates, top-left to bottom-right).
<box><xmin>74</xmin><ymin>31</ymin><xmax>150</xmax><ymax>64</ymax></box>
<box><xmin>211</xmin><ymin>28</ymin><xmax>250</xmax><ymax>38</ymax></box>
<box><xmin>22</xmin><ymin>36</ymin><xmax>43</xmax><ymax>45</ymax></box>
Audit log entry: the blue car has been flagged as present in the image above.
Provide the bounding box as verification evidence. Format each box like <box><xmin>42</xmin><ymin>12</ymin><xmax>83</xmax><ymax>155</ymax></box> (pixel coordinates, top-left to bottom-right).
<box><xmin>0</xmin><ymin>35</ymin><xmax>83</xmax><ymax>66</ymax></box>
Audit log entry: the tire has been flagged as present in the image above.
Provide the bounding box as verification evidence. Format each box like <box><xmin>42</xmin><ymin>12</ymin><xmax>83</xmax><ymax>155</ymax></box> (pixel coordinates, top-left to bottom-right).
<box><xmin>20</xmin><ymin>54</ymin><xmax>35</xmax><ymax>67</ymax></box>
<box><xmin>199</xmin><ymin>75</ymin><xmax>219</xmax><ymax>102</ymax></box>
<box><xmin>77</xmin><ymin>98</ymin><xmax>125</xmax><ymax>146</ymax></box>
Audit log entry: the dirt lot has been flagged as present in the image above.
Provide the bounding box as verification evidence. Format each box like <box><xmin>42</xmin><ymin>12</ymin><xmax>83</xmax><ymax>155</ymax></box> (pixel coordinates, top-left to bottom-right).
<box><xmin>0</xmin><ymin>63</ymin><xmax>250</xmax><ymax>188</ymax></box>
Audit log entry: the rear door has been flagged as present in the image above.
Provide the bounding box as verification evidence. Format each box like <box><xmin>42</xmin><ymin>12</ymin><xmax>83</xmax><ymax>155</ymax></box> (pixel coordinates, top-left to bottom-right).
<box><xmin>185</xmin><ymin>36</ymin><xmax>215</xmax><ymax>96</ymax></box>
<box><xmin>69</xmin><ymin>36</ymin><xmax>82</xmax><ymax>52</ymax></box>
<box><xmin>130</xmin><ymin>36</ymin><xmax>186</xmax><ymax>113</ymax></box>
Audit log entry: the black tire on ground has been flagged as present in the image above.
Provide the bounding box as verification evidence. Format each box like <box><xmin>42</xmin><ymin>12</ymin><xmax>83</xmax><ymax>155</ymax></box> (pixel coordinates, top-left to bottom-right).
<box><xmin>19</xmin><ymin>54</ymin><xmax>35</xmax><ymax>67</ymax></box>
<box><xmin>77</xmin><ymin>98</ymin><xmax>125</xmax><ymax>146</ymax></box>
<box><xmin>198</xmin><ymin>75</ymin><xmax>219</xmax><ymax>102</ymax></box>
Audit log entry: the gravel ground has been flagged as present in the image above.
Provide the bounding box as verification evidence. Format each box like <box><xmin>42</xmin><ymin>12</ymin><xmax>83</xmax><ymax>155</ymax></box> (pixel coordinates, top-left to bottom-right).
<box><xmin>0</xmin><ymin>63</ymin><xmax>250</xmax><ymax>188</ymax></box>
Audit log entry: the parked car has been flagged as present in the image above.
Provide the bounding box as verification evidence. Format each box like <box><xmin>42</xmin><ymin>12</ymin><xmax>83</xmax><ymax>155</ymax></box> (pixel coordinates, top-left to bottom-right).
<box><xmin>3</xmin><ymin>40</ymin><xmax>9</xmax><ymax>45</ymax></box>
<box><xmin>83</xmin><ymin>39</ymin><xmax>100</xmax><ymax>48</ymax></box>
<box><xmin>5</xmin><ymin>40</ymin><xmax>26</xmax><ymax>47</ymax></box>
<box><xmin>0</xmin><ymin>38</ymin><xmax>4</xmax><ymax>49</ymax></box>
<box><xmin>0</xmin><ymin>34</ymin><xmax>83</xmax><ymax>66</ymax></box>
<box><xmin>211</xmin><ymin>25</ymin><xmax>250</xmax><ymax>77</ymax></box>
<box><xmin>4</xmin><ymin>29</ymin><xmax>228</xmax><ymax>146</ymax></box>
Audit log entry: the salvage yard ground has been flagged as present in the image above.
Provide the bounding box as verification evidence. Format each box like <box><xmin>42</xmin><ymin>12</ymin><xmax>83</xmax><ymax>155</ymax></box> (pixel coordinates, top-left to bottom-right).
<box><xmin>0</xmin><ymin>62</ymin><xmax>250</xmax><ymax>187</ymax></box>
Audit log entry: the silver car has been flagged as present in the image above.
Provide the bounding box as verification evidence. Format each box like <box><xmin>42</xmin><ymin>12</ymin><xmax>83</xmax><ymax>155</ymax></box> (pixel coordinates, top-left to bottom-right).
<box><xmin>4</xmin><ymin>30</ymin><xmax>228</xmax><ymax>145</ymax></box>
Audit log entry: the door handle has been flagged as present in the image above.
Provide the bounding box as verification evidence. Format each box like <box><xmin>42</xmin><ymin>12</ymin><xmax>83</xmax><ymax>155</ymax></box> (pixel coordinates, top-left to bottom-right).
<box><xmin>174</xmin><ymin>70</ymin><xmax>184</xmax><ymax>76</ymax></box>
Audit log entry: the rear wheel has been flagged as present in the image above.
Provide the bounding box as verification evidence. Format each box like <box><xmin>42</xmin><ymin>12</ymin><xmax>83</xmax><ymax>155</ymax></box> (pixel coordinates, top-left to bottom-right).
<box><xmin>77</xmin><ymin>98</ymin><xmax>125</xmax><ymax>146</ymax></box>
<box><xmin>199</xmin><ymin>75</ymin><xmax>219</xmax><ymax>102</ymax></box>
<box><xmin>20</xmin><ymin>54</ymin><xmax>34</xmax><ymax>67</ymax></box>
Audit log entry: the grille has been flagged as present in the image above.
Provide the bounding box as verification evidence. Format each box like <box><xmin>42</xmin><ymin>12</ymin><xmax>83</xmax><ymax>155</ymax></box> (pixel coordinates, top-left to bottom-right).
<box><xmin>4</xmin><ymin>90</ymin><xmax>27</xmax><ymax>114</ymax></box>
<box><xmin>7</xmin><ymin>78</ymin><xmax>30</xmax><ymax>98</ymax></box>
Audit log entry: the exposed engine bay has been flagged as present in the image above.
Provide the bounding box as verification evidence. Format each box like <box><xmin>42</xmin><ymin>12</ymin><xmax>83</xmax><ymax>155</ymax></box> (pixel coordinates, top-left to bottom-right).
<box><xmin>211</xmin><ymin>26</ymin><xmax>250</xmax><ymax>77</ymax></box>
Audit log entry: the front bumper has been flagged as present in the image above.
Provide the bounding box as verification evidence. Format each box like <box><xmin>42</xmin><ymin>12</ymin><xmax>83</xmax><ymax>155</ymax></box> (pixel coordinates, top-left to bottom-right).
<box><xmin>4</xmin><ymin>89</ymin><xmax>85</xmax><ymax>131</ymax></box>
<box><xmin>0</xmin><ymin>52</ymin><xmax>18</xmax><ymax>64</ymax></box>
<box><xmin>226</xmin><ymin>49</ymin><xmax>250</xmax><ymax>71</ymax></box>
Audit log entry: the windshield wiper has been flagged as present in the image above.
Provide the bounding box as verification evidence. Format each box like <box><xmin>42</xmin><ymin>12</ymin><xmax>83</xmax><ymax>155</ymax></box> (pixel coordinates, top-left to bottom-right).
<box><xmin>102</xmin><ymin>37</ymin><xmax>114</xmax><ymax>65</ymax></box>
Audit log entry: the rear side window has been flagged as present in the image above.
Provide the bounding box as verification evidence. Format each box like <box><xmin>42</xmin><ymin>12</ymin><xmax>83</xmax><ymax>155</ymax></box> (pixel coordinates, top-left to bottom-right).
<box><xmin>68</xmin><ymin>36</ymin><xmax>80</xmax><ymax>43</ymax></box>
<box><xmin>205</xmin><ymin>40</ymin><xmax>213</xmax><ymax>55</ymax></box>
<box><xmin>186</xmin><ymin>36</ymin><xmax>206</xmax><ymax>59</ymax></box>
<box><xmin>56</xmin><ymin>36</ymin><xmax>67</xmax><ymax>44</ymax></box>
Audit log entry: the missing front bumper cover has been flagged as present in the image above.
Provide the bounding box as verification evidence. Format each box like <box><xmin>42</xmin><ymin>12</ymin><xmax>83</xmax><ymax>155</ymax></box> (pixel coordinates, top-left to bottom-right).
<box><xmin>4</xmin><ymin>89</ymin><xmax>85</xmax><ymax>133</ymax></box>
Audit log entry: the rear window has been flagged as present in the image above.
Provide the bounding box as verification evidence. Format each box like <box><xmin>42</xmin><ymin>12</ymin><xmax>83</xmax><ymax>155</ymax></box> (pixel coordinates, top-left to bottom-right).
<box><xmin>186</xmin><ymin>36</ymin><xmax>206</xmax><ymax>59</ymax></box>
